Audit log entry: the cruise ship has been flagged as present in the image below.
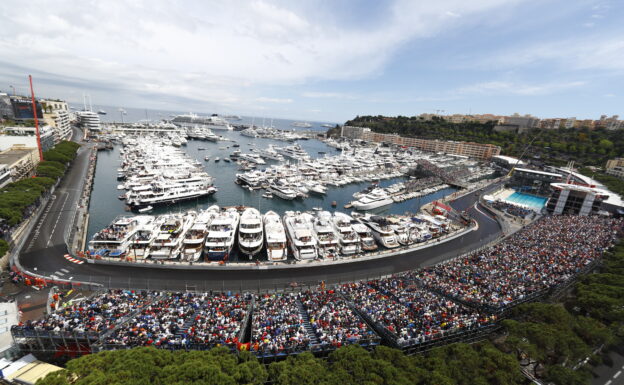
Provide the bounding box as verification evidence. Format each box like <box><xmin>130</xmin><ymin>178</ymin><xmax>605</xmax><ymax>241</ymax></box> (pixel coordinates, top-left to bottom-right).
<box><xmin>172</xmin><ymin>113</ymin><xmax>233</xmax><ymax>130</ymax></box>
<box><xmin>238</xmin><ymin>208</ymin><xmax>264</xmax><ymax>257</ymax></box>
<box><xmin>332</xmin><ymin>212</ymin><xmax>361</xmax><ymax>255</ymax></box>
<box><xmin>204</xmin><ymin>207</ymin><xmax>240</xmax><ymax>261</ymax></box>
<box><xmin>76</xmin><ymin>110</ymin><xmax>101</xmax><ymax>131</ymax></box>
<box><xmin>263</xmin><ymin>211</ymin><xmax>287</xmax><ymax>261</ymax></box>
<box><xmin>88</xmin><ymin>215</ymin><xmax>153</xmax><ymax>258</ymax></box>
<box><xmin>357</xmin><ymin>214</ymin><xmax>400</xmax><ymax>248</ymax></box>
<box><xmin>351</xmin><ymin>188</ymin><xmax>394</xmax><ymax>211</ymax></box>
<box><xmin>283</xmin><ymin>211</ymin><xmax>318</xmax><ymax>260</ymax></box>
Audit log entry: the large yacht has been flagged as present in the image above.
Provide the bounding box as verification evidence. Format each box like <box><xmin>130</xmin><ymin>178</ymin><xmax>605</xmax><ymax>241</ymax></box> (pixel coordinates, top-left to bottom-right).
<box><xmin>181</xmin><ymin>207</ymin><xmax>218</xmax><ymax>262</ymax></box>
<box><xmin>172</xmin><ymin>113</ymin><xmax>233</xmax><ymax>130</ymax></box>
<box><xmin>147</xmin><ymin>213</ymin><xmax>195</xmax><ymax>259</ymax></box>
<box><xmin>351</xmin><ymin>188</ymin><xmax>394</xmax><ymax>211</ymax></box>
<box><xmin>332</xmin><ymin>212</ymin><xmax>361</xmax><ymax>255</ymax></box>
<box><xmin>239</xmin><ymin>153</ymin><xmax>266</xmax><ymax>165</ymax></box>
<box><xmin>263</xmin><ymin>211</ymin><xmax>287</xmax><ymax>261</ymax></box>
<box><xmin>283</xmin><ymin>211</ymin><xmax>318</xmax><ymax>260</ymax></box>
<box><xmin>275</xmin><ymin>144</ymin><xmax>310</xmax><ymax>161</ymax></box>
<box><xmin>268</xmin><ymin>183</ymin><xmax>298</xmax><ymax>200</ymax></box>
<box><xmin>127</xmin><ymin>218</ymin><xmax>159</xmax><ymax>259</ymax></box>
<box><xmin>312</xmin><ymin>211</ymin><xmax>339</xmax><ymax>257</ymax></box>
<box><xmin>204</xmin><ymin>207</ymin><xmax>240</xmax><ymax>261</ymax></box>
<box><xmin>349</xmin><ymin>218</ymin><xmax>378</xmax><ymax>251</ymax></box>
<box><xmin>127</xmin><ymin>180</ymin><xmax>217</xmax><ymax>209</ymax></box>
<box><xmin>256</xmin><ymin>145</ymin><xmax>285</xmax><ymax>161</ymax></box>
<box><xmin>357</xmin><ymin>214</ymin><xmax>400</xmax><ymax>248</ymax></box>
<box><xmin>88</xmin><ymin>215</ymin><xmax>153</xmax><ymax>258</ymax></box>
<box><xmin>238</xmin><ymin>208</ymin><xmax>264</xmax><ymax>257</ymax></box>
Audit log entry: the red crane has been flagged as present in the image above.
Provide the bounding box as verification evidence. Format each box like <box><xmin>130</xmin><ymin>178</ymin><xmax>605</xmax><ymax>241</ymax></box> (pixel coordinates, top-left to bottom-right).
<box><xmin>28</xmin><ymin>75</ymin><xmax>44</xmax><ymax>162</ymax></box>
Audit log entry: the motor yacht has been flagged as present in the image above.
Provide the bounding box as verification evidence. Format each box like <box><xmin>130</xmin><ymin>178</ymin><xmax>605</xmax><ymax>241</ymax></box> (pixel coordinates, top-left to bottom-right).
<box><xmin>238</xmin><ymin>208</ymin><xmax>264</xmax><ymax>257</ymax></box>
<box><xmin>349</xmin><ymin>218</ymin><xmax>378</xmax><ymax>251</ymax></box>
<box><xmin>181</xmin><ymin>207</ymin><xmax>218</xmax><ymax>262</ymax></box>
<box><xmin>147</xmin><ymin>213</ymin><xmax>194</xmax><ymax>260</ymax></box>
<box><xmin>263</xmin><ymin>211</ymin><xmax>287</xmax><ymax>261</ymax></box>
<box><xmin>127</xmin><ymin>219</ymin><xmax>158</xmax><ymax>259</ymax></box>
<box><xmin>204</xmin><ymin>207</ymin><xmax>240</xmax><ymax>261</ymax></box>
<box><xmin>357</xmin><ymin>214</ymin><xmax>400</xmax><ymax>248</ymax></box>
<box><xmin>88</xmin><ymin>215</ymin><xmax>153</xmax><ymax>258</ymax></box>
<box><xmin>283</xmin><ymin>211</ymin><xmax>318</xmax><ymax>260</ymax></box>
<box><xmin>312</xmin><ymin>211</ymin><xmax>339</xmax><ymax>257</ymax></box>
<box><xmin>239</xmin><ymin>153</ymin><xmax>266</xmax><ymax>165</ymax></box>
<box><xmin>332</xmin><ymin>212</ymin><xmax>361</xmax><ymax>255</ymax></box>
<box><xmin>268</xmin><ymin>183</ymin><xmax>298</xmax><ymax>200</ymax></box>
<box><xmin>351</xmin><ymin>188</ymin><xmax>394</xmax><ymax>211</ymax></box>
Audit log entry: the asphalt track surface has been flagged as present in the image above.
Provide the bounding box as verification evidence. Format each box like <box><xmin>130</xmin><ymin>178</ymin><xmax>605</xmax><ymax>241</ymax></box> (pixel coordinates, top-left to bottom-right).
<box><xmin>18</xmin><ymin>130</ymin><xmax>502</xmax><ymax>292</ymax></box>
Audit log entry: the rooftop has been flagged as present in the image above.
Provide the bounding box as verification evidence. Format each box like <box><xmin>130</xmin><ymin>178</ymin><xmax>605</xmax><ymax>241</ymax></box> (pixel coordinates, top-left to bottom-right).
<box><xmin>0</xmin><ymin>148</ymin><xmax>37</xmax><ymax>165</ymax></box>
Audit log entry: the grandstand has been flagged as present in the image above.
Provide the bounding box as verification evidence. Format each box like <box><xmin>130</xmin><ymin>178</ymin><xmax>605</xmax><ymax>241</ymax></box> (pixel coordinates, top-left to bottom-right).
<box><xmin>11</xmin><ymin>215</ymin><xmax>622</xmax><ymax>360</ymax></box>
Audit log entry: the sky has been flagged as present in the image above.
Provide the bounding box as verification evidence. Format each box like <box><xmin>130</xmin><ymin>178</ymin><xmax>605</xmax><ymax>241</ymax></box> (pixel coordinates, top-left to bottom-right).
<box><xmin>0</xmin><ymin>0</ymin><xmax>622</xmax><ymax>123</ymax></box>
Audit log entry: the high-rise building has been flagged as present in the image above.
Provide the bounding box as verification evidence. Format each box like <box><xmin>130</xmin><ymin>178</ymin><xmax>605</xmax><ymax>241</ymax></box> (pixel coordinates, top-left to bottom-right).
<box><xmin>40</xmin><ymin>99</ymin><xmax>72</xmax><ymax>142</ymax></box>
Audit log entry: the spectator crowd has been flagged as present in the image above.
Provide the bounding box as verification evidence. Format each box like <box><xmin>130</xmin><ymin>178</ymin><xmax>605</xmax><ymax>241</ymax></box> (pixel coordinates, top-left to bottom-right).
<box><xmin>15</xmin><ymin>215</ymin><xmax>623</xmax><ymax>355</ymax></box>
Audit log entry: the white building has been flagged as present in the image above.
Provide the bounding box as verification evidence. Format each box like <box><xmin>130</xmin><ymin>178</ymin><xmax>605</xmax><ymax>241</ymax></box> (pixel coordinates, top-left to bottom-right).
<box><xmin>0</xmin><ymin>300</ymin><xmax>19</xmax><ymax>354</ymax></box>
<box><xmin>0</xmin><ymin>125</ymin><xmax>56</xmax><ymax>152</ymax></box>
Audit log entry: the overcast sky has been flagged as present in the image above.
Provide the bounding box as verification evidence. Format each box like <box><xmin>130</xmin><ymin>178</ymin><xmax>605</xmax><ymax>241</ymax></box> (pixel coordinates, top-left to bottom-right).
<box><xmin>0</xmin><ymin>0</ymin><xmax>622</xmax><ymax>122</ymax></box>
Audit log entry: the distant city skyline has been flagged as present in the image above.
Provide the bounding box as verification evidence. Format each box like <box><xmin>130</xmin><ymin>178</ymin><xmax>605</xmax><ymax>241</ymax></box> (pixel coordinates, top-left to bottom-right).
<box><xmin>0</xmin><ymin>0</ymin><xmax>622</xmax><ymax>122</ymax></box>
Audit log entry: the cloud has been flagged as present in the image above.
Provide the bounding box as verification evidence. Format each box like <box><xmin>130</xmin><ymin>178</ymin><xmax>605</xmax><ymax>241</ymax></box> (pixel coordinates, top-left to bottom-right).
<box><xmin>483</xmin><ymin>37</ymin><xmax>624</xmax><ymax>72</ymax></box>
<box><xmin>301</xmin><ymin>91</ymin><xmax>357</xmax><ymax>99</ymax></box>
<box><xmin>255</xmin><ymin>97</ymin><xmax>293</xmax><ymax>103</ymax></box>
<box><xmin>455</xmin><ymin>80</ymin><xmax>586</xmax><ymax>95</ymax></box>
<box><xmin>0</xmin><ymin>0</ymin><xmax>523</xmax><ymax>113</ymax></box>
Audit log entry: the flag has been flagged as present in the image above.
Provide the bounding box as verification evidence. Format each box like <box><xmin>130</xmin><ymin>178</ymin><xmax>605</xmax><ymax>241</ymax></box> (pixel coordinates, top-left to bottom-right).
<box><xmin>237</xmin><ymin>342</ymin><xmax>251</xmax><ymax>351</ymax></box>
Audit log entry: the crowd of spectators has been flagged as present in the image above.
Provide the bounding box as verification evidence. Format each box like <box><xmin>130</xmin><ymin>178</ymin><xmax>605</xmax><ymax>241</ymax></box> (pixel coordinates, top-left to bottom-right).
<box><xmin>341</xmin><ymin>279</ymin><xmax>491</xmax><ymax>346</ymax></box>
<box><xmin>300</xmin><ymin>290</ymin><xmax>376</xmax><ymax>347</ymax></box>
<box><xmin>251</xmin><ymin>293</ymin><xmax>310</xmax><ymax>354</ymax></box>
<box><xmin>22</xmin><ymin>290</ymin><xmax>149</xmax><ymax>334</ymax></box>
<box><xmin>491</xmin><ymin>200</ymin><xmax>533</xmax><ymax>218</ymax></box>
<box><xmin>411</xmin><ymin>216</ymin><xmax>622</xmax><ymax>310</ymax></box>
<box><xmin>187</xmin><ymin>293</ymin><xmax>248</xmax><ymax>347</ymax></box>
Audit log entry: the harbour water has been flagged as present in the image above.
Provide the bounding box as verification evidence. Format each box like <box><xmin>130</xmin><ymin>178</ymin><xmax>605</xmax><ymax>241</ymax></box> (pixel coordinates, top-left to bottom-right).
<box><xmin>86</xmin><ymin>131</ymin><xmax>457</xmax><ymax>252</ymax></box>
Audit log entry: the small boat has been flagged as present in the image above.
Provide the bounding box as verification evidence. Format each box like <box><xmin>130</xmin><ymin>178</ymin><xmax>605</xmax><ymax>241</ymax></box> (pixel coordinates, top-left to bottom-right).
<box><xmin>232</xmin><ymin>144</ymin><xmax>240</xmax><ymax>147</ymax></box>
<box><xmin>198</xmin><ymin>147</ymin><xmax>206</xmax><ymax>150</ymax></box>
<box><xmin>224</xmin><ymin>158</ymin><xmax>231</xmax><ymax>162</ymax></box>
<box><xmin>262</xmin><ymin>192</ymin><xmax>273</xmax><ymax>199</ymax></box>
<box><xmin>215</xmin><ymin>157</ymin><xmax>220</xmax><ymax>162</ymax></box>
<box><xmin>118</xmin><ymin>194</ymin><xmax>126</xmax><ymax>200</ymax></box>
<box><xmin>204</xmin><ymin>156</ymin><xmax>210</xmax><ymax>161</ymax></box>
<box><xmin>318</xmin><ymin>151</ymin><xmax>326</xmax><ymax>154</ymax></box>
<box><xmin>138</xmin><ymin>205</ymin><xmax>153</xmax><ymax>213</ymax></box>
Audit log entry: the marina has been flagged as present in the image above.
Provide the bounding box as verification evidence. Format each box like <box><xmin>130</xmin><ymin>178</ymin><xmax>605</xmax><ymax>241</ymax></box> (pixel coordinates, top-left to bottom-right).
<box><xmin>86</xmin><ymin>125</ymin><xmax>496</xmax><ymax>263</ymax></box>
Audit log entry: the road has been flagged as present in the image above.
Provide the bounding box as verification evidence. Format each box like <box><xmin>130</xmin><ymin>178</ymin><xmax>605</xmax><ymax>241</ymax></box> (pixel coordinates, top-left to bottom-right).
<box><xmin>592</xmin><ymin>350</ymin><xmax>624</xmax><ymax>385</ymax></box>
<box><xmin>16</xmin><ymin>130</ymin><xmax>503</xmax><ymax>291</ymax></box>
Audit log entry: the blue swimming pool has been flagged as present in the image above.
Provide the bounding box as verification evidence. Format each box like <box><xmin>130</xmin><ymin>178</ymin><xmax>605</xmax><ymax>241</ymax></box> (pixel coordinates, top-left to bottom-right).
<box><xmin>505</xmin><ymin>192</ymin><xmax>548</xmax><ymax>210</ymax></box>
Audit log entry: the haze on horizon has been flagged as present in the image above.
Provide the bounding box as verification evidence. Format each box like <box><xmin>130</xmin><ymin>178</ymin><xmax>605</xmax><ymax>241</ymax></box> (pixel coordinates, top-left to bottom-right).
<box><xmin>0</xmin><ymin>0</ymin><xmax>622</xmax><ymax>122</ymax></box>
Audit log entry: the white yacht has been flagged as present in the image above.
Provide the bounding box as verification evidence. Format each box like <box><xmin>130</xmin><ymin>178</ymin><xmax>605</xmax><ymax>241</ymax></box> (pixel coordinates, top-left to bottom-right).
<box><xmin>127</xmin><ymin>219</ymin><xmax>158</xmax><ymax>259</ymax></box>
<box><xmin>275</xmin><ymin>144</ymin><xmax>310</xmax><ymax>161</ymax></box>
<box><xmin>257</xmin><ymin>145</ymin><xmax>285</xmax><ymax>161</ymax></box>
<box><xmin>283</xmin><ymin>211</ymin><xmax>318</xmax><ymax>260</ymax></box>
<box><xmin>263</xmin><ymin>211</ymin><xmax>287</xmax><ymax>261</ymax></box>
<box><xmin>357</xmin><ymin>214</ymin><xmax>400</xmax><ymax>249</ymax></box>
<box><xmin>349</xmin><ymin>218</ymin><xmax>378</xmax><ymax>251</ymax></box>
<box><xmin>204</xmin><ymin>207</ymin><xmax>240</xmax><ymax>261</ymax></box>
<box><xmin>181</xmin><ymin>208</ymin><xmax>218</xmax><ymax>262</ymax></box>
<box><xmin>147</xmin><ymin>213</ymin><xmax>194</xmax><ymax>259</ymax></box>
<box><xmin>268</xmin><ymin>184</ymin><xmax>298</xmax><ymax>200</ymax></box>
<box><xmin>351</xmin><ymin>188</ymin><xmax>394</xmax><ymax>211</ymax></box>
<box><xmin>238</xmin><ymin>208</ymin><xmax>264</xmax><ymax>257</ymax></box>
<box><xmin>332</xmin><ymin>212</ymin><xmax>361</xmax><ymax>255</ymax></box>
<box><xmin>88</xmin><ymin>215</ymin><xmax>153</xmax><ymax>258</ymax></box>
<box><xmin>291</xmin><ymin>122</ymin><xmax>312</xmax><ymax>128</ymax></box>
<box><xmin>304</xmin><ymin>181</ymin><xmax>327</xmax><ymax>195</ymax></box>
<box><xmin>312</xmin><ymin>211</ymin><xmax>339</xmax><ymax>257</ymax></box>
<box><xmin>239</xmin><ymin>153</ymin><xmax>266</xmax><ymax>165</ymax></box>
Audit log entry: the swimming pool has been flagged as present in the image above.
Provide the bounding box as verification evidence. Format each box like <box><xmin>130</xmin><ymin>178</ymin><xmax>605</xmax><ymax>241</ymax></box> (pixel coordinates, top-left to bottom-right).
<box><xmin>504</xmin><ymin>192</ymin><xmax>548</xmax><ymax>210</ymax></box>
